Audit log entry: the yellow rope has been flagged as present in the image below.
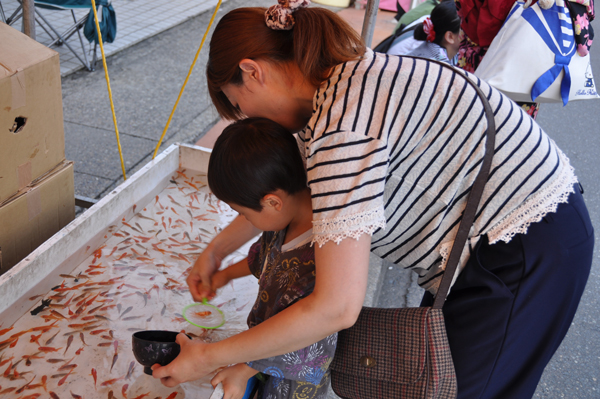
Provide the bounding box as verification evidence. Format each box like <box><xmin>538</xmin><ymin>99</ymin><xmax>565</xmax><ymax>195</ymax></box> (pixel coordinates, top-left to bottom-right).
<box><xmin>152</xmin><ymin>0</ymin><xmax>223</xmax><ymax>159</ymax></box>
<box><xmin>90</xmin><ymin>0</ymin><xmax>127</xmax><ymax>180</ymax></box>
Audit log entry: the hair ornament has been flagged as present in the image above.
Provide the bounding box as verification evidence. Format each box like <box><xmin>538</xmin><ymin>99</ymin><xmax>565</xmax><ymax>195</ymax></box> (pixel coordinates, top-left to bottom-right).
<box><xmin>423</xmin><ymin>17</ymin><xmax>436</xmax><ymax>42</ymax></box>
<box><xmin>265</xmin><ymin>0</ymin><xmax>311</xmax><ymax>30</ymax></box>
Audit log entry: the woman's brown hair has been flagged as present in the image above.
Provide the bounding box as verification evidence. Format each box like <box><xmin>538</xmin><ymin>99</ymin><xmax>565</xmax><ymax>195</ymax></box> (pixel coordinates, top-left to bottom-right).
<box><xmin>206</xmin><ymin>7</ymin><xmax>366</xmax><ymax>120</ymax></box>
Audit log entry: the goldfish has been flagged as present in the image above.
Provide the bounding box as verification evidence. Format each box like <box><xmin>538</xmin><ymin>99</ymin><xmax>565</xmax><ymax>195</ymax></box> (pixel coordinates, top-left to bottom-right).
<box><xmin>68</xmin><ymin>321</ymin><xmax>97</xmax><ymax>329</ymax></box>
<box><xmin>22</xmin><ymin>352</ymin><xmax>43</xmax><ymax>366</ymax></box>
<box><xmin>57</xmin><ymin>368</ymin><xmax>74</xmax><ymax>386</ymax></box>
<box><xmin>0</xmin><ymin>355</ymin><xmax>14</xmax><ymax>367</ymax></box>
<box><xmin>167</xmin><ymin>195</ymin><xmax>183</xmax><ymax>207</ymax></box>
<box><xmin>44</xmin><ymin>331</ymin><xmax>60</xmax><ymax>346</ymax></box>
<box><xmin>24</xmin><ymin>375</ymin><xmax>47</xmax><ymax>392</ymax></box>
<box><xmin>87</xmin><ymin>305</ymin><xmax>103</xmax><ymax>314</ymax></box>
<box><xmin>125</xmin><ymin>361</ymin><xmax>135</xmax><ymax>380</ymax></box>
<box><xmin>91</xmin><ymin>368</ymin><xmax>97</xmax><ymax>389</ymax></box>
<box><xmin>64</xmin><ymin>335</ymin><xmax>74</xmax><ymax>355</ymax></box>
<box><xmin>29</xmin><ymin>334</ymin><xmax>42</xmax><ymax>344</ymax></box>
<box><xmin>3</xmin><ymin>361</ymin><xmax>12</xmax><ymax>378</ymax></box>
<box><xmin>58</xmin><ymin>356</ymin><xmax>77</xmax><ymax>371</ymax></box>
<box><xmin>38</xmin><ymin>346</ymin><xmax>62</xmax><ymax>353</ymax></box>
<box><xmin>15</xmin><ymin>375</ymin><xmax>36</xmax><ymax>394</ymax></box>
<box><xmin>122</xmin><ymin>316</ymin><xmax>143</xmax><ymax>321</ymax></box>
<box><xmin>82</xmin><ymin>324</ymin><xmax>101</xmax><ymax>331</ymax></box>
<box><xmin>120</xmin><ymin>306</ymin><xmax>133</xmax><ymax>319</ymax></box>
<box><xmin>110</xmin><ymin>353</ymin><xmax>118</xmax><ymax>372</ymax></box>
<box><xmin>0</xmin><ymin>327</ymin><xmax>14</xmax><ymax>336</ymax></box>
<box><xmin>100</xmin><ymin>376</ymin><xmax>124</xmax><ymax>386</ymax></box>
<box><xmin>194</xmin><ymin>311</ymin><xmax>212</xmax><ymax>317</ymax></box>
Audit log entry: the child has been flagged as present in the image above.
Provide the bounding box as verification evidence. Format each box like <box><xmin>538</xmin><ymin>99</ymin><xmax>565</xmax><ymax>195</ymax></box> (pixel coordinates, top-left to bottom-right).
<box><xmin>407</xmin><ymin>0</ymin><xmax>462</xmax><ymax>63</ymax></box>
<box><xmin>206</xmin><ymin>117</ymin><xmax>337</xmax><ymax>399</ymax></box>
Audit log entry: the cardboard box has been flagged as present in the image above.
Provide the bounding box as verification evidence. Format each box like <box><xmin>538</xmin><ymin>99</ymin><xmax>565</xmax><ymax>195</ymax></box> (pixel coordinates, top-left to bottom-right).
<box><xmin>0</xmin><ymin>23</ymin><xmax>66</xmax><ymax>202</ymax></box>
<box><xmin>0</xmin><ymin>160</ymin><xmax>74</xmax><ymax>274</ymax></box>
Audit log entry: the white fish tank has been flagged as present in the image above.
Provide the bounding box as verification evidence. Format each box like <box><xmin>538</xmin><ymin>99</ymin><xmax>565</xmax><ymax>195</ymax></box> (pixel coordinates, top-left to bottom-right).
<box><xmin>0</xmin><ymin>144</ymin><xmax>258</xmax><ymax>398</ymax></box>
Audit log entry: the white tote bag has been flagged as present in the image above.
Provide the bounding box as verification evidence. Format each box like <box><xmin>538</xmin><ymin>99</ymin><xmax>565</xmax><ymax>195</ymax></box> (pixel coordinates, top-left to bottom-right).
<box><xmin>475</xmin><ymin>0</ymin><xmax>599</xmax><ymax>105</ymax></box>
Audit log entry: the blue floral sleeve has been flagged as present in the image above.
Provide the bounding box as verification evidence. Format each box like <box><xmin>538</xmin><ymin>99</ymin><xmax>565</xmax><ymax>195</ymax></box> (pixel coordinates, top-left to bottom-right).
<box><xmin>247</xmin><ymin>333</ymin><xmax>337</xmax><ymax>385</ymax></box>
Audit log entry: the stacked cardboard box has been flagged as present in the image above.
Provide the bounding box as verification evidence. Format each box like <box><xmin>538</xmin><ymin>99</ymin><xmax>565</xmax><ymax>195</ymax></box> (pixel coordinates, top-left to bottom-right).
<box><xmin>0</xmin><ymin>23</ymin><xmax>75</xmax><ymax>274</ymax></box>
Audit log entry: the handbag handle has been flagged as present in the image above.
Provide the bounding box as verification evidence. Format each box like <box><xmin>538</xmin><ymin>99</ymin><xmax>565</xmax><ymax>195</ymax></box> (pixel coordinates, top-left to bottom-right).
<box><xmin>404</xmin><ymin>56</ymin><xmax>497</xmax><ymax>309</ymax></box>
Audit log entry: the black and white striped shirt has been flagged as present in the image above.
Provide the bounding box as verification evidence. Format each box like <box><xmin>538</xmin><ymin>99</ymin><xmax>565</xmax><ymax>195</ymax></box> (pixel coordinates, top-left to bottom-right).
<box><xmin>298</xmin><ymin>49</ymin><xmax>577</xmax><ymax>293</ymax></box>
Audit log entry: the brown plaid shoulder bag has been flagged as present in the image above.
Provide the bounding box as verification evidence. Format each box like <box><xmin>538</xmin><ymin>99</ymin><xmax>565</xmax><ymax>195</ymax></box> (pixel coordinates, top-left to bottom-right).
<box><xmin>330</xmin><ymin>58</ymin><xmax>497</xmax><ymax>399</ymax></box>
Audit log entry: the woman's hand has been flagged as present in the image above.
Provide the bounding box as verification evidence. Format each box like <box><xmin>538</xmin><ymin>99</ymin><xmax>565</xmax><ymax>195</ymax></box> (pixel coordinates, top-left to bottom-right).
<box><xmin>151</xmin><ymin>333</ymin><xmax>219</xmax><ymax>387</ymax></box>
<box><xmin>211</xmin><ymin>364</ymin><xmax>258</xmax><ymax>399</ymax></box>
<box><xmin>165</xmin><ymin>228</ymin><xmax>370</xmax><ymax>388</ymax></box>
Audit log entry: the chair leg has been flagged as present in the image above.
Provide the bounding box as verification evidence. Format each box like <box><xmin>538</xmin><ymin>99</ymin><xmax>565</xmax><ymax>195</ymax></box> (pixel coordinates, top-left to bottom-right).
<box><xmin>35</xmin><ymin>9</ymin><xmax>91</xmax><ymax>71</ymax></box>
<box><xmin>0</xmin><ymin>2</ymin><xmax>6</xmax><ymax>23</ymax></box>
<box><xmin>35</xmin><ymin>15</ymin><xmax>59</xmax><ymax>43</ymax></box>
<box><xmin>72</xmin><ymin>10</ymin><xmax>91</xmax><ymax>71</ymax></box>
<box><xmin>59</xmin><ymin>13</ymin><xmax>89</xmax><ymax>42</ymax></box>
<box><xmin>91</xmin><ymin>43</ymin><xmax>98</xmax><ymax>72</ymax></box>
<box><xmin>6</xmin><ymin>4</ymin><xmax>22</xmax><ymax>25</ymax></box>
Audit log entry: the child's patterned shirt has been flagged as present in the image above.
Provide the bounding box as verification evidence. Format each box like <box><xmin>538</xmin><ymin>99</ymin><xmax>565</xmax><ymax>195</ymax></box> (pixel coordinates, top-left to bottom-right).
<box><xmin>246</xmin><ymin>228</ymin><xmax>337</xmax><ymax>399</ymax></box>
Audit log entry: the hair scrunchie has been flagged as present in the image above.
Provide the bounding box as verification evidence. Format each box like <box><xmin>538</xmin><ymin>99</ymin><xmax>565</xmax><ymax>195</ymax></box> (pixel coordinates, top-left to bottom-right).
<box><xmin>265</xmin><ymin>0</ymin><xmax>311</xmax><ymax>30</ymax></box>
<box><xmin>423</xmin><ymin>17</ymin><xmax>436</xmax><ymax>42</ymax></box>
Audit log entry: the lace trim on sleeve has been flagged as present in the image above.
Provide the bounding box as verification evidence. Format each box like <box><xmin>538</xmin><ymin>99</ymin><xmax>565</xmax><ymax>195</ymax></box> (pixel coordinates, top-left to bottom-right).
<box><xmin>312</xmin><ymin>207</ymin><xmax>386</xmax><ymax>247</ymax></box>
<box><xmin>487</xmin><ymin>149</ymin><xmax>578</xmax><ymax>244</ymax></box>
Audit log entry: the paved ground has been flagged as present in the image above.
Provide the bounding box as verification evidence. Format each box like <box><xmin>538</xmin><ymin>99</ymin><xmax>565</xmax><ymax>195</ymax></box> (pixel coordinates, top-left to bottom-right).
<box><xmin>48</xmin><ymin>0</ymin><xmax>600</xmax><ymax>396</ymax></box>
<box><xmin>1</xmin><ymin>0</ymin><xmax>221</xmax><ymax>76</ymax></box>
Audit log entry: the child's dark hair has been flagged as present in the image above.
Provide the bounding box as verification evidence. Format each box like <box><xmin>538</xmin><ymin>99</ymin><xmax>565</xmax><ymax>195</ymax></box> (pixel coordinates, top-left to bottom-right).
<box><xmin>208</xmin><ymin>118</ymin><xmax>307</xmax><ymax>211</ymax></box>
<box><xmin>414</xmin><ymin>1</ymin><xmax>460</xmax><ymax>45</ymax></box>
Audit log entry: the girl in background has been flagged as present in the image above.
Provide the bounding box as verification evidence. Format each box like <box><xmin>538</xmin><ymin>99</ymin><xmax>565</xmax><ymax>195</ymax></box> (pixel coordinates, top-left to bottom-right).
<box><xmin>408</xmin><ymin>0</ymin><xmax>461</xmax><ymax>63</ymax></box>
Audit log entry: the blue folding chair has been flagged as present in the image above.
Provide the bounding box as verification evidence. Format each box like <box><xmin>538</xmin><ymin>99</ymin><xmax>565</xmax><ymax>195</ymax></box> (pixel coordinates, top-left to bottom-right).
<box><xmin>4</xmin><ymin>0</ymin><xmax>116</xmax><ymax>71</ymax></box>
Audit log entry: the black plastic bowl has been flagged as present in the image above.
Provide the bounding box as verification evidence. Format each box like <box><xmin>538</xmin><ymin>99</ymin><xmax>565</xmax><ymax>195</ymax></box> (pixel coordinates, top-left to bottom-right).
<box><xmin>132</xmin><ymin>330</ymin><xmax>182</xmax><ymax>375</ymax></box>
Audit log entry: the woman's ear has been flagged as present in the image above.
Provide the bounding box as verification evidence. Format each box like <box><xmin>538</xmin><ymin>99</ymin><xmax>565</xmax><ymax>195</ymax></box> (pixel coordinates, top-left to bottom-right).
<box><xmin>239</xmin><ymin>59</ymin><xmax>265</xmax><ymax>85</ymax></box>
<box><xmin>261</xmin><ymin>193</ymin><xmax>283</xmax><ymax>211</ymax></box>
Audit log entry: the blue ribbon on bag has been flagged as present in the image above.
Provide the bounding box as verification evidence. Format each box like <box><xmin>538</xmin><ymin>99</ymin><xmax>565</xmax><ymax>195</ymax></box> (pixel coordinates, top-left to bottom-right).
<box><xmin>520</xmin><ymin>2</ymin><xmax>576</xmax><ymax>105</ymax></box>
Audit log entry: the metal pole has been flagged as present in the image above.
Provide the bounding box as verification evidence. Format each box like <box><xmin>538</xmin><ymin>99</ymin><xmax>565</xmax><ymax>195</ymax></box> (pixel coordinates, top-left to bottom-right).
<box><xmin>360</xmin><ymin>0</ymin><xmax>380</xmax><ymax>48</ymax></box>
<box><xmin>22</xmin><ymin>0</ymin><xmax>36</xmax><ymax>39</ymax></box>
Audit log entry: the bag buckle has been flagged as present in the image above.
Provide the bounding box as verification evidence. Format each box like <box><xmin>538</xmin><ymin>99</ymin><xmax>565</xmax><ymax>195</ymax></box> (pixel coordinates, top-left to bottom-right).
<box><xmin>360</xmin><ymin>356</ymin><xmax>377</xmax><ymax>368</ymax></box>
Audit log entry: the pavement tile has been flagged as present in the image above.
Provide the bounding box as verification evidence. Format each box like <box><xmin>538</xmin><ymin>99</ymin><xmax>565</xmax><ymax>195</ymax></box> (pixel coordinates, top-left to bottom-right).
<box><xmin>73</xmin><ymin>170</ymin><xmax>114</xmax><ymax>199</ymax></box>
<box><xmin>64</xmin><ymin>121</ymin><xmax>157</xmax><ymax>181</ymax></box>
<box><xmin>2</xmin><ymin>0</ymin><xmax>224</xmax><ymax>76</ymax></box>
<box><xmin>61</xmin><ymin>30</ymin><xmax>214</xmax><ymax>140</ymax></box>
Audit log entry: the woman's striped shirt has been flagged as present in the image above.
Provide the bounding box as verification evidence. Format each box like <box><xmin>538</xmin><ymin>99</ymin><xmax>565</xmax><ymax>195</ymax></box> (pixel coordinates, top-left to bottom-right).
<box><xmin>298</xmin><ymin>49</ymin><xmax>577</xmax><ymax>294</ymax></box>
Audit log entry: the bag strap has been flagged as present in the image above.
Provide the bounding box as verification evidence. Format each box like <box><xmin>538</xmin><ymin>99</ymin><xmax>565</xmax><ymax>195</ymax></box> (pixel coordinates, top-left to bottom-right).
<box><xmin>403</xmin><ymin>57</ymin><xmax>497</xmax><ymax>310</ymax></box>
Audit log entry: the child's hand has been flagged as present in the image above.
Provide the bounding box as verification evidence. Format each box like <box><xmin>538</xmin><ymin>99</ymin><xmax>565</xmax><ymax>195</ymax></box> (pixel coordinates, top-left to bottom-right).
<box><xmin>211</xmin><ymin>363</ymin><xmax>258</xmax><ymax>399</ymax></box>
<box><xmin>211</xmin><ymin>269</ymin><xmax>231</xmax><ymax>293</ymax></box>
